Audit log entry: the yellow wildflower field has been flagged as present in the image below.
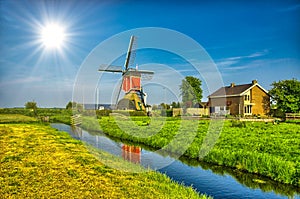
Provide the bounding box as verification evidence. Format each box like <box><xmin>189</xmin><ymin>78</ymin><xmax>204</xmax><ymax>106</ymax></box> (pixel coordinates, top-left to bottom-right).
<box><xmin>0</xmin><ymin>123</ymin><xmax>209</xmax><ymax>199</ymax></box>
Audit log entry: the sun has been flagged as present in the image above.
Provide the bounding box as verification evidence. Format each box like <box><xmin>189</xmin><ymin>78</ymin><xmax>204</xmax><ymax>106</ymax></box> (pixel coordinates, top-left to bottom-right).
<box><xmin>40</xmin><ymin>23</ymin><xmax>66</xmax><ymax>49</ymax></box>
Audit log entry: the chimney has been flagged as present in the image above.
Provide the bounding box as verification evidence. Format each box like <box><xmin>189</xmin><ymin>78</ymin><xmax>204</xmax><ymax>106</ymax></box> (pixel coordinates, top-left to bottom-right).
<box><xmin>230</xmin><ymin>82</ymin><xmax>235</xmax><ymax>87</ymax></box>
<box><xmin>252</xmin><ymin>80</ymin><xmax>258</xmax><ymax>85</ymax></box>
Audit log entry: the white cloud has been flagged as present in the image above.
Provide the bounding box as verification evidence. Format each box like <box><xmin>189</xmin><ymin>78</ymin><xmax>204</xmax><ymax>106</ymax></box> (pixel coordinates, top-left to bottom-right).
<box><xmin>215</xmin><ymin>60</ymin><xmax>239</xmax><ymax>68</ymax></box>
<box><xmin>222</xmin><ymin>50</ymin><xmax>268</xmax><ymax>61</ymax></box>
<box><xmin>216</xmin><ymin>50</ymin><xmax>269</xmax><ymax>70</ymax></box>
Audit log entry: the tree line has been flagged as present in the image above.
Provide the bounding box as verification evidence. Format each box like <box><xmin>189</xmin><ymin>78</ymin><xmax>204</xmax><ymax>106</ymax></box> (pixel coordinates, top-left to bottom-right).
<box><xmin>23</xmin><ymin>77</ymin><xmax>299</xmax><ymax>117</ymax></box>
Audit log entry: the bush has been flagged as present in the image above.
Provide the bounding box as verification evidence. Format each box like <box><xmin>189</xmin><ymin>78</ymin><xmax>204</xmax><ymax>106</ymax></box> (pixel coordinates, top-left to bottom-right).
<box><xmin>270</xmin><ymin>108</ymin><xmax>285</xmax><ymax>118</ymax></box>
<box><xmin>285</xmin><ymin>120</ymin><xmax>300</xmax><ymax>124</ymax></box>
<box><xmin>112</xmin><ymin>110</ymin><xmax>147</xmax><ymax>117</ymax></box>
<box><xmin>230</xmin><ymin>120</ymin><xmax>246</xmax><ymax>128</ymax></box>
<box><xmin>96</xmin><ymin>110</ymin><xmax>113</xmax><ymax>117</ymax></box>
<box><xmin>201</xmin><ymin>115</ymin><xmax>210</xmax><ymax>118</ymax></box>
<box><xmin>129</xmin><ymin>111</ymin><xmax>147</xmax><ymax>116</ymax></box>
<box><xmin>161</xmin><ymin>110</ymin><xmax>173</xmax><ymax>117</ymax></box>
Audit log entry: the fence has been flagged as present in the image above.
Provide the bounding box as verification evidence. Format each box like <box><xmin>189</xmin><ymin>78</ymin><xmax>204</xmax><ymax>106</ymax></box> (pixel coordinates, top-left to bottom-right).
<box><xmin>172</xmin><ymin>108</ymin><xmax>210</xmax><ymax>117</ymax></box>
<box><xmin>286</xmin><ymin>113</ymin><xmax>300</xmax><ymax>120</ymax></box>
<box><xmin>71</xmin><ymin>114</ymin><xmax>82</xmax><ymax>126</ymax></box>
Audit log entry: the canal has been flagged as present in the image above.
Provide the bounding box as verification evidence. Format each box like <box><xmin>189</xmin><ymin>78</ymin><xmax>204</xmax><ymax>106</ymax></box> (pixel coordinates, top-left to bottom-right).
<box><xmin>51</xmin><ymin>123</ymin><xmax>300</xmax><ymax>199</ymax></box>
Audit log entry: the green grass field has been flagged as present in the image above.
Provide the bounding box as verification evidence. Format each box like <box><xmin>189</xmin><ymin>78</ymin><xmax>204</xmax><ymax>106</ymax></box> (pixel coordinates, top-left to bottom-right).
<box><xmin>0</xmin><ymin>114</ymin><xmax>209</xmax><ymax>198</ymax></box>
<box><xmin>82</xmin><ymin>116</ymin><xmax>300</xmax><ymax>186</ymax></box>
<box><xmin>0</xmin><ymin>114</ymin><xmax>38</xmax><ymax>123</ymax></box>
<box><xmin>0</xmin><ymin>108</ymin><xmax>72</xmax><ymax>124</ymax></box>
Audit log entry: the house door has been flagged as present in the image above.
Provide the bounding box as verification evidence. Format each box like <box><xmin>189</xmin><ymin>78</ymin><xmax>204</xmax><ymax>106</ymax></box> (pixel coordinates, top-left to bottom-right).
<box><xmin>244</xmin><ymin>105</ymin><xmax>252</xmax><ymax>115</ymax></box>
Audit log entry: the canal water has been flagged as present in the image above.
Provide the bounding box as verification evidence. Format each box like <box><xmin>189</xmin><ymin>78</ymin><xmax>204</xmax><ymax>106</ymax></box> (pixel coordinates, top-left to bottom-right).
<box><xmin>51</xmin><ymin>123</ymin><xmax>300</xmax><ymax>199</ymax></box>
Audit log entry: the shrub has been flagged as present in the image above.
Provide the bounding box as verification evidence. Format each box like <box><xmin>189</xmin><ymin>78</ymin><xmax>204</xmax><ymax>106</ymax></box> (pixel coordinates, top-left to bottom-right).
<box><xmin>96</xmin><ymin>110</ymin><xmax>112</xmax><ymax>117</ymax></box>
<box><xmin>112</xmin><ymin>110</ymin><xmax>147</xmax><ymax>117</ymax></box>
<box><xmin>161</xmin><ymin>110</ymin><xmax>173</xmax><ymax>117</ymax></box>
<box><xmin>230</xmin><ymin>120</ymin><xmax>246</xmax><ymax>128</ymax></box>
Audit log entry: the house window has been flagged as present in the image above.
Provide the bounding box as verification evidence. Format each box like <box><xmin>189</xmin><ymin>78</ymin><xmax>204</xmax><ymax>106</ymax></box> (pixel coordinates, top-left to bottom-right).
<box><xmin>210</xmin><ymin>106</ymin><xmax>228</xmax><ymax>115</ymax></box>
<box><xmin>244</xmin><ymin>95</ymin><xmax>250</xmax><ymax>101</ymax></box>
<box><xmin>244</xmin><ymin>105</ymin><xmax>252</xmax><ymax>114</ymax></box>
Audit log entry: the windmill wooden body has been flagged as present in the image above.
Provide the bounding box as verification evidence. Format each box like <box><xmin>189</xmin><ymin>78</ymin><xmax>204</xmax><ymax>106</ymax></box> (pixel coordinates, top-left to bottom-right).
<box><xmin>98</xmin><ymin>36</ymin><xmax>154</xmax><ymax>112</ymax></box>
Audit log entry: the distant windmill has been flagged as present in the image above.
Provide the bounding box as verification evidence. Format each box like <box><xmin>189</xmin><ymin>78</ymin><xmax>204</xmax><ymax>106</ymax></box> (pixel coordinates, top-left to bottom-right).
<box><xmin>98</xmin><ymin>36</ymin><xmax>154</xmax><ymax>112</ymax></box>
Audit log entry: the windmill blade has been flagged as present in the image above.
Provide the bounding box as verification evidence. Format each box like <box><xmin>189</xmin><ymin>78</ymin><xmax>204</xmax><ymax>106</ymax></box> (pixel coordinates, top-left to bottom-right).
<box><xmin>128</xmin><ymin>37</ymin><xmax>137</xmax><ymax>67</ymax></box>
<box><xmin>141</xmin><ymin>73</ymin><xmax>154</xmax><ymax>81</ymax></box>
<box><xmin>125</xmin><ymin>69</ymin><xmax>154</xmax><ymax>75</ymax></box>
<box><xmin>98</xmin><ymin>64</ymin><xmax>123</xmax><ymax>73</ymax></box>
<box><xmin>124</xmin><ymin>36</ymin><xmax>137</xmax><ymax>71</ymax></box>
<box><xmin>115</xmin><ymin>77</ymin><xmax>124</xmax><ymax>106</ymax></box>
<box><xmin>136</xmin><ymin>70</ymin><xmax>154</xmax><ymax>75</ymax></box>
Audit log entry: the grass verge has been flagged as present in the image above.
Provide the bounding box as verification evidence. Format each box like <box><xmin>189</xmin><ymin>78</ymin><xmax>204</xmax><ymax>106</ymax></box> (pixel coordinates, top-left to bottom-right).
<box><xmin>82</xmin><ymin>116</ymin><xmax>300</xmax><ymax>187</ymax></box>
<box><xmin>0</xmin><ymin>114</ymin><xmax>38</xmax><ymax>123</ymax></box>
<box><xmin>0</xmin><ymin>123</ymin><xmax>209</xmax><ymax>199</ymax></box>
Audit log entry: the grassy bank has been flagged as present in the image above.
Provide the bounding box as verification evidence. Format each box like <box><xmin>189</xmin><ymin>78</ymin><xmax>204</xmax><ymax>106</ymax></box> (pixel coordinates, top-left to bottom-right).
<box><xmin>0</xmin><ymin>108</ymin><xmax>72</xmax><ymax>124</ymax></box>
<box><xmin>0</xmin><ymin>114</ymin><xmax>38</xmax><ymax>123</ymax></box>
<box><xmin>82</xmin><ymin>116</ymin><xmax>300</xmax><ymax>186</ymax></box>
<box><xmin>0</xmin><ymin>120</ymin><xmax>209</xmax><ymax>198</ymax></box>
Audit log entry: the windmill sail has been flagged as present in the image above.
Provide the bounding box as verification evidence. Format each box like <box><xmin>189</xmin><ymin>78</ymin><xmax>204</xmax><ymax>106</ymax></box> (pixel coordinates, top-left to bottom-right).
<box><xmin>98</xmin><ymin>64</ymin><xmax>123</xmax><ymax>73</ymax></box>
<box><xmin>124</xmin><ymin>36</ymin><xmax>137</xmax><ymax>70</ymax></box>
<box><xmin>115</xmin><ymin>76</ymin><xmax>124</xmax><ymax>105</ymax></box>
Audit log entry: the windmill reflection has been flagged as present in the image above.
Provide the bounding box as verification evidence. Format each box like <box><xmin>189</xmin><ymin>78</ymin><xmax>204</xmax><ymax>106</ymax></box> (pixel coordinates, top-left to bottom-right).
<box><xmin>122</xmin><ymin>144</ymin><xmax>141</xmax><ymax>164</ymax></box>
<box><xmin>71</xmin><ymin>126</ymin><xmax>82</xmax><ymax>138</ymax></box>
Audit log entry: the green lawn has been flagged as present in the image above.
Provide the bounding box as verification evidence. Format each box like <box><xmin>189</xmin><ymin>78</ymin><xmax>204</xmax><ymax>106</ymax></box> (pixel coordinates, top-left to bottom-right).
<box><xmin>0</xmin><ymin>114</ymin><xmax>38</xmax><ymax>123</ymax></box>
<box><xmin>0</xmin><ymin>121</ymin><xmax>209</xmax><ymax>198</ymax></box>
<box><xmin>0</xmin><ymin>108</ymin><xmax>72</xmax><ymax>124</ymax></box>
<box><xmin>83</xmin><ymin>116</ymin><xmax>300</xmax><ymax>186</ymax></box>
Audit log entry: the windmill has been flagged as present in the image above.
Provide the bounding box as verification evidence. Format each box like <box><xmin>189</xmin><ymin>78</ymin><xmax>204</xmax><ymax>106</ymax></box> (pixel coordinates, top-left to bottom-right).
<box><xmin>98</xmin><ymin>36</ymin><xmax>154</xmax><ymax>112</ymax></box>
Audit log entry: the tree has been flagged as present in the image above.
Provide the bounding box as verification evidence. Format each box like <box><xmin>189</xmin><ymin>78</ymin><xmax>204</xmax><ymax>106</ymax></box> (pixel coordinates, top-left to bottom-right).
<box><xmin>159</xmin><ymin>103</ymin><xmax>170</xmax><ymax>109</ymax></box>
<box><xmin>25</xmin><ymin>101</ymin><xmax>38</xmax><ymax>116</ymax></box>
<box><xmin>25</xmin><ymin>101</ymin><xmax>37</xmax><ymax>110</ymax></box>
<box><xmin>180</xmin><ymin>76</ymin><xmax>203</xmax><ymax>108</ymax></box>
<box><xmin>269</xmin><ymin>79</ymin><xmax>300</xmax><ymax>113</ymax></box>
<box><xmin>66</xmin><ymin>101</ymin><xmax>77</xmax><ymax>109</ymax></box>
<box><xmin>170</xmin><ymin>102</ymin><xmax>181</xmax><ymax>108</ymax></box>
<box><xmin>66</xmin><ymin>101</ymin><xmax>84</xmax><ymax>112</ymax></box>
<box><xmin>171</xmin><ymin>102</ymin><xmax>178</xmax><ymax>108</ymax></box>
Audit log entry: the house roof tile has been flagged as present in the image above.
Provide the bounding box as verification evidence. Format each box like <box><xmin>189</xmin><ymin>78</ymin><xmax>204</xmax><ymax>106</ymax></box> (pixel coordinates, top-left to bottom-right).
<box><xmin>209</xmin><ymin>83</ymin><xmax>253</xmax><ymax>97</ymax></box>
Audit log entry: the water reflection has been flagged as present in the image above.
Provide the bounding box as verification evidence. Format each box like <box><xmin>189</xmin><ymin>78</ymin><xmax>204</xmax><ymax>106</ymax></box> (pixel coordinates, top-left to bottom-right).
<box><xmin>122</xmin><ymin>145</ymin><xmax>141</xmax><ymax>164</ymax></box>
<box><xmin>71</xmin><ymin>126</ymin><xmax>82</xmax><ymax>137</ymax></box>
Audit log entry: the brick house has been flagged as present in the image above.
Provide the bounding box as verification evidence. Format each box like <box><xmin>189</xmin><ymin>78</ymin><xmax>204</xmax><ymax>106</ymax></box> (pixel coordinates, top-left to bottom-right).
<box><xmin>208</xmin><ymin>80</ymin><xmax>270</xmax><ymax>116</ymax></box>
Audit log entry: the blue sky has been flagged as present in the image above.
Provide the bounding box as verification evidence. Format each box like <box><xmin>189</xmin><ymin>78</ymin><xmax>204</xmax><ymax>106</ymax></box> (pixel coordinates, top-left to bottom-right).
<box><xmin>0</xmin><ymin>0</ymin><xmax>299</xmax><ymax>107</ymax></box>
